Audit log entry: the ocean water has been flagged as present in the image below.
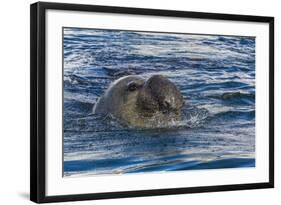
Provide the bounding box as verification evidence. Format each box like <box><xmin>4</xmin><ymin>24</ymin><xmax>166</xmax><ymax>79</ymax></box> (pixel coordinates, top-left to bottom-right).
<box><xmin>63</xmin><ymin>28</ymin><xmax>255</xmax><ymax>177</ymax></box>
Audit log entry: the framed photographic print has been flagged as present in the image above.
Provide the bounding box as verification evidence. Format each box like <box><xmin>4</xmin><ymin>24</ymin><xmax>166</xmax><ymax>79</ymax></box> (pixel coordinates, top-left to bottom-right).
<box><xmin>30</xmin><ymin>1</ymin><xmax>274</xmax><ymax>203</ymax></box>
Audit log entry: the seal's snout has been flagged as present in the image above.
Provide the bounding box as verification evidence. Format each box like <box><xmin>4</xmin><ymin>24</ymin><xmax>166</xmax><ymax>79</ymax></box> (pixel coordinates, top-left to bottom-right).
<box><xmin>162</xmin><ymin>100</ymin><xmax>171</xmax><ymax>110</ymax></box>
<box><xmin>159</xmin><ymin>98</ymin><xmax>175</xmax><ymax>113</ymax></box>
<box><xmin>144</xmin><ymin>75</ymin><xmax>184</xmax><ymax>113</ymax></box>
<box><xmin>159</xmin><ymin>99</ymin><xmax>172</xmax><ymax>114</ymax></box>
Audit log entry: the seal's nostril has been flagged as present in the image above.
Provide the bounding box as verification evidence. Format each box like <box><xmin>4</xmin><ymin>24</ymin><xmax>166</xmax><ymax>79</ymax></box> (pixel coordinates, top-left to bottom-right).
<box><xmin>163</xmin><ymin>100</ymin><xmax>170</xmax><ymax>109</ymax></box>
<box><xmin>159</xmin><ymin>100</ymin><xmax>171</xmax><ymax>113</ymax></box>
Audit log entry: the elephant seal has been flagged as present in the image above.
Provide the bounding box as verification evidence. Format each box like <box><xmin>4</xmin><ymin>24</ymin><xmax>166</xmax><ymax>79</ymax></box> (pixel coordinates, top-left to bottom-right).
<box><xmin>93</xmin><ymin>75</ymin><xmax>184</xmax><ymax>128</ymax></box>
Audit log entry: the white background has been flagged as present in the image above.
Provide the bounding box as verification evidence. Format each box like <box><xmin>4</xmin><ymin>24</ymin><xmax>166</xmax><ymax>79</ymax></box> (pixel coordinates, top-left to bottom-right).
<box><xmin>0</xmin><ymin>0</ymin><xmax>279</xmax><ymax>204</ymax></box>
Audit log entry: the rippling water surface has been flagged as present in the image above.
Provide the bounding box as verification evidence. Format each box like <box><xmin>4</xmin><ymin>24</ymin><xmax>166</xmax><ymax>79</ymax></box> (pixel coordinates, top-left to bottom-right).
<box><xmin>63</xmin><ymin>28</ymin><xmax>255</xmax><ymax>177</ymax></box>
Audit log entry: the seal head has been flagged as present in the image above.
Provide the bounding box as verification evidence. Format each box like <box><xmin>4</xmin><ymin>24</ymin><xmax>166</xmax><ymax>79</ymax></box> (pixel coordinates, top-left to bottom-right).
<box><xmin>93</xmin><ymin>75</ymin><xmax>184</xmax><ymax>128</ymax></box>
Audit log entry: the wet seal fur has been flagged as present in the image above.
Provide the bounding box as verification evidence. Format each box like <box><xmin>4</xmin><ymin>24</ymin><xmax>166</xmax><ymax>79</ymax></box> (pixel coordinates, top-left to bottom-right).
<box><xmin>93</xmin><ymin>75</ymin><xmax>184</xmax><ymax>128</ymax></box>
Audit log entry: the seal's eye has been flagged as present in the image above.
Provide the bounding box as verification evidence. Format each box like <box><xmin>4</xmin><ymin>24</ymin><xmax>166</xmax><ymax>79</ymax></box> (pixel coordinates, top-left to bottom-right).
<box><xmin>127</xmin><ymin>81</ymin><xmax>138</xmax><ymax>91</ymax></box>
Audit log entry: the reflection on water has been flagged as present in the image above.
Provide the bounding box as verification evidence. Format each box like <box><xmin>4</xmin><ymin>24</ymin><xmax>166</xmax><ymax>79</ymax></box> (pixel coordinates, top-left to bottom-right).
<box><xmin>64</xmin><ymin>28</ymin><xmax>255</xmax><ymax>177</ymax></box>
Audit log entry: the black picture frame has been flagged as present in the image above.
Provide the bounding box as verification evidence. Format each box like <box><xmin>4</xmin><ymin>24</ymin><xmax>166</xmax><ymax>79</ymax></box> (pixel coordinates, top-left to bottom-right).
<box><xmin>30</xmin><ymin>1</ymin><xmax>274</xmax><ymax>203</ymax></box>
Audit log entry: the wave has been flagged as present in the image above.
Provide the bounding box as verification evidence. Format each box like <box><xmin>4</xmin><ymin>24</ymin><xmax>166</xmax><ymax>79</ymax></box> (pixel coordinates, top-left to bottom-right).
<box><xmin>212</xmin><ymin>110</ymin><xmax>255</xmax><ymax>121</ymax></box>
<box><xmin>221</xmin><ymin>91</ymin><xmax>254</xmax><ymax>100</ymax></box>
<box><xmin>205</xmin><ymin>92</ymin><xmax>255</xmax><ymax>106</ymax></box>
<box><xmin>64</xmin><ymin>100</ymin><xmax>254</xmax><ymax>133</ymax></box>
<box><xmin>64</xmin><ymin>157</ymin><xmax>255</xmax><ymax>176</ymax></box>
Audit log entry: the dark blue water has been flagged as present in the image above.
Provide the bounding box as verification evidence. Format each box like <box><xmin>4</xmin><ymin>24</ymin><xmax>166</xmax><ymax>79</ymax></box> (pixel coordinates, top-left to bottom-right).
<box><xmin>63</xmin><ymin>28</ymin><xmax>255</xmax><ymax>177</ymax></box>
